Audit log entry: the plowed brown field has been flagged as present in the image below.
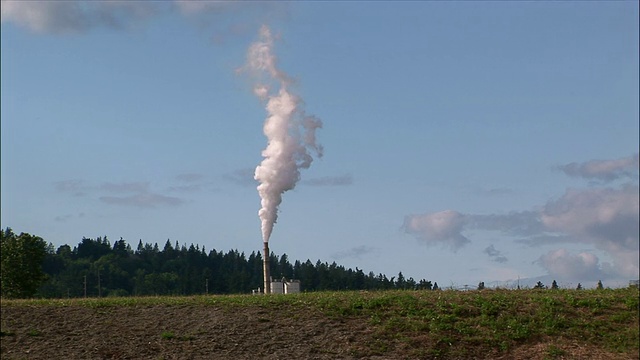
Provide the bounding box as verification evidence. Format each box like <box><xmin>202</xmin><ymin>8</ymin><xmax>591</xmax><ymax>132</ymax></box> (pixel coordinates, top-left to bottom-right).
<box><xmin>1</xmin><ymin>293</ymin><xmax>637</xmax><ymax>359</ymax></box>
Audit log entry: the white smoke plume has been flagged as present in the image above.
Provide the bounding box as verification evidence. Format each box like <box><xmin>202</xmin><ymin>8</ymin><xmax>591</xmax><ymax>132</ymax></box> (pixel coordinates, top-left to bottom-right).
<box><xmin>245</xmin><ymin>25</ymin><xmax>323</xmax><ymax>243</ymax></box>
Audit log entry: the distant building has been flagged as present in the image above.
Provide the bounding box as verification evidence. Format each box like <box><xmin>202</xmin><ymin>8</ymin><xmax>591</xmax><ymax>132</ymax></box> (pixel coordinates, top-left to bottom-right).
<box><xmin>270</xmin><ymin>279</ymin><xmax>284</xmax><ymax>294</ymax></box>
<box><xmin>269</xmin><ymin>278</ymin><xmax>301</xmax><ymax>294</ymax></box>
<box><xmin>284</xmin><ymin>280</ymin><xmax>300</xmax><ymax>294</ymax></box>
<box><xmin>629</xmin><ymin>280</ymin><xmax>639</xmax><ymax>288</ymax></box>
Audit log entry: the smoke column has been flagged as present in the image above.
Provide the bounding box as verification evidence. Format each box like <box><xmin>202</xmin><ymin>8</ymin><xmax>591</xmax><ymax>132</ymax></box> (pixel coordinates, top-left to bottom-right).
<box><xmin>245</xmin><ymin>25</ymin><xmax>323</xmax><ymax>244</ymax></box>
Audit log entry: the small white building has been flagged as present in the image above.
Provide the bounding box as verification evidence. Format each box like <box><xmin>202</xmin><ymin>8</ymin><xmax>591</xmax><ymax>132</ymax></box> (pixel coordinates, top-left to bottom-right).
<box><xmin>270</xmin><ymin>279</ymin><xmax>284</xmax><ymax>294</ymax></box>
<box><xmin>269</xmin><ymin>278</ymin><xmax>300</xmax><ymax>294</ymax></box>
<box><xmin>284</xmin><ymin>280</ymin><xmax>300</xmax><ymax>294</ymax></box>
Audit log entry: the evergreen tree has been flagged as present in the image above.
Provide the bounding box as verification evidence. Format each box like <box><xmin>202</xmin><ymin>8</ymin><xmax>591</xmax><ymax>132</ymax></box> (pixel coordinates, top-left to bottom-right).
<box><xmin>417</xmin><ymin>279</ymin><xmax>432</xmax><ymax>290</ymax></box>
<box><xmin>113</xmin><ymin>238</ymin><xmax>128</xmax><ymax>257</ymax></box>
<box><xmin>597</xmin><ymin>280</ymin><xmax>604</xmax><ymax>290</ymax></box>
<box><xmin>76</xmin><ymin>237</ymin><xmax>111</xmax><ymax>260</ymax></box>
<box><xmin>551</xmin><ymin>280</ymin><xmax>559</xmax><ymax>290</ymax></box>
<box><xmin>576</xmin><ymin>283</ymin><xmax>583</xmax><ymax>290</ymax></box>
<box><xmin>406</xmin><ymin>277</ymin><xmax>417</xmax><ymax>290</ymax></box>
<box><xmin>396</xmin><ymin>271</ymin><xmax>406</xmax><ymax>289</ymax></box>
<box><xmin>477</xmin><ymin>281</ymin><xmax>485</xmax><ymax>290</ymax></box>
<box><xmin>533</xmin><ymin>281</ymin><xmax>545</xmax><ymax>289</ymax></box>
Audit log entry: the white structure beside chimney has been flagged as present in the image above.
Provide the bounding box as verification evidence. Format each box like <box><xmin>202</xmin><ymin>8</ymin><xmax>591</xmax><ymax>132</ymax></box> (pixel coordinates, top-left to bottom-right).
<box><xmin>284</xmin><ymin>280</ymin><xmax>300</xmax><ymax>294</ymax></box>
<box><xmin>268</xmin><ymin>278</ymin><xmax>300</xmax><ymax>294</ymax></box>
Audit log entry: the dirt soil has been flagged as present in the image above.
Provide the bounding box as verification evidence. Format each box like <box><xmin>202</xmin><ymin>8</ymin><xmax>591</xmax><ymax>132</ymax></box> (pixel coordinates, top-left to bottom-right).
<box><xmin>1</xmin><ymin>304</ymin><xmax>636</xmax><ymax>360</ymax></box>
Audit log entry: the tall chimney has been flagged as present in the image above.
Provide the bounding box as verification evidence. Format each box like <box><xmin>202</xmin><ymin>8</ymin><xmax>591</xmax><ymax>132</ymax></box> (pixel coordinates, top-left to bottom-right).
<box><xmin>263</xmin><ymin>242</ymin><xmax>270</xmax><ymax>294</ymax></box>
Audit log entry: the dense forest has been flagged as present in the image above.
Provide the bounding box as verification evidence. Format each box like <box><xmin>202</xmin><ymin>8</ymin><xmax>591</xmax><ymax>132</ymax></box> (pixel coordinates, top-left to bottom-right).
<box><xmin>1</xmin><ymin>228</ymin><xmax>437</xmax><ymax>298</ymax></box>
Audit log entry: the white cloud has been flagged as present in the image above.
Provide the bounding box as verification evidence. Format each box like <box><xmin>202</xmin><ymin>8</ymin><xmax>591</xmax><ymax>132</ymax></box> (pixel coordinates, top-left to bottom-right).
<box><xmin>2</xmin><ymin>0</ymin><xmax>287</xmax><ymax>47</ymax></box>
<box><xmin>539</xmin><ymin>185</ymin><xmax>639</xmax><ymax>278</ymax></box>
<box><xmin>541</xmin><ymin>185</ymin><xmax>638</xmax><ymax>250</ymax></box>
<box><xmin>537</xmin><ymin>249</ymin><xmax>603</xmax><ymax>280</ymax></box>
<box><xmin>173</xmin><ymin>0</ymin><xmax>238</xmax><ymax>15</ymax></box>
<box><xmin>557</xmin><ymin>153</ymin><xmax>639</xmax><ymax>182</ymax></box>
<box><xmin>173</xmin><ymin>1</ymin><xmax>286</xmax><ymax>45</ymax></box>
<box><xmin>403</xmin><ymin>154</ymin><xmax>639</xmax><ymax>281</ymax></box>
<box><xmin>403</xmin><ymin>210</ymin><xmax>470</xmax><ymax>251</ymax></box>
<box><xmin>404</xmin><ymin>210</ymin><xmax>543</xmax><ymax>252</ymax></box>
<box><xmin>1</xmin><ymin>1</ymin><xmax>158</xmax><ymax>34</ymax></box>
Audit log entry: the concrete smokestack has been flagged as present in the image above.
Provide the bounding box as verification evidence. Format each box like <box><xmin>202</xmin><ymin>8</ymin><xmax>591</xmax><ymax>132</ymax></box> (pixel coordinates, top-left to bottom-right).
<box><xmin>263</xmin><ymin>242</ymin><xmax>270</xmax><ymax>294</ymax></box>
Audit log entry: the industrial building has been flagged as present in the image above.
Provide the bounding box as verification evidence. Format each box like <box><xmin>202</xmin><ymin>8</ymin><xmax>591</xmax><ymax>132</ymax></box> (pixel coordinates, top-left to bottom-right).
<box><xmin>270</xmin><ymin>278</ymin><xmax>301</xmax><ymax>294</ymax></box>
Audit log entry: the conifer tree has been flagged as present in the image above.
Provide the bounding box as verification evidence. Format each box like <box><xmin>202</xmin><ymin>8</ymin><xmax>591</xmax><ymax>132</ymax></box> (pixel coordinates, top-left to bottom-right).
<box><xmin>534</xmin><ymin>281</ymin><xmax>545</xmax><ymax>289</ymax></box>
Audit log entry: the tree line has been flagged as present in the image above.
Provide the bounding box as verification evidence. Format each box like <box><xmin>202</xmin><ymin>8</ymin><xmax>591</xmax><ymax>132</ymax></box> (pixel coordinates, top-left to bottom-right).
<box><xmin>1</xmin><ymin>228</ymin><xmax>438</xmax><ymax>299</ymax></box>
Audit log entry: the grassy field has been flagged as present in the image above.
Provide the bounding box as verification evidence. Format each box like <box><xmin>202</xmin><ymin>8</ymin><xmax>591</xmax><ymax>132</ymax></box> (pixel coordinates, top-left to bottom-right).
<box><xmin>2</xmin><ymin>287</ymin><xmax>639</xmax><ymax>359</ymax></box>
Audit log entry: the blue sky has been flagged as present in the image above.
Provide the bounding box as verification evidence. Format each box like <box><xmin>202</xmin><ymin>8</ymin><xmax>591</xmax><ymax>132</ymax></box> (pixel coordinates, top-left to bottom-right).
<box><xmin>2</xmin><ymin>1</ymin><xmax>638</xmax><ymax>289</ymax></box>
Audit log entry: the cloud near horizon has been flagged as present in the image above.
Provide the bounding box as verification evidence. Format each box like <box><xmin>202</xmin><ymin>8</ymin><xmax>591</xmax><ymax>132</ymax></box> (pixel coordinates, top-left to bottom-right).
<box><xmin>403</xmin><ymin>154</ymin><xmax>639</xmax><ymax>280</ymax></box>
<box><xmin>537</xmin><ymin>249</ymin><xmax>604</xmax><ymax>280</ymax></box>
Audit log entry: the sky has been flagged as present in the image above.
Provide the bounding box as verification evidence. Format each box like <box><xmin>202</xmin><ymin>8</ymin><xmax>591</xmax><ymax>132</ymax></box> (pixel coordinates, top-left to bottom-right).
<box><xmin>1</xmin><ymin>1</ymin><xmax>638</xmax><ymax>289</ymax></box>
